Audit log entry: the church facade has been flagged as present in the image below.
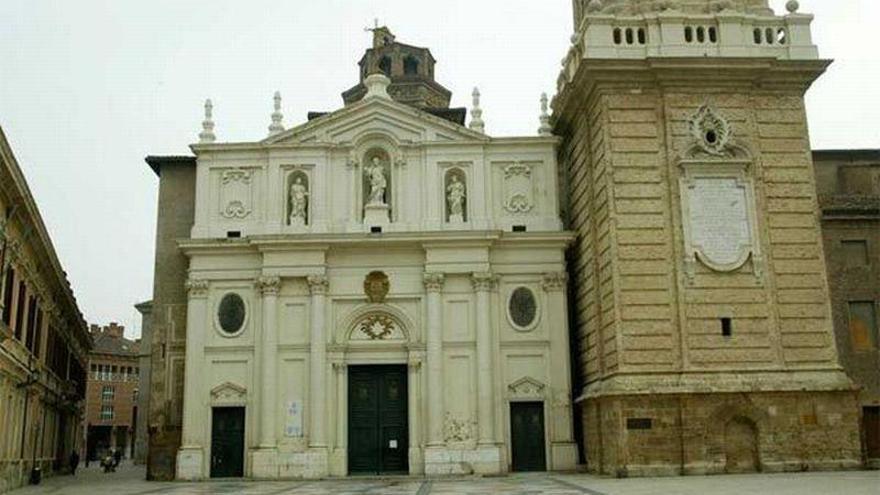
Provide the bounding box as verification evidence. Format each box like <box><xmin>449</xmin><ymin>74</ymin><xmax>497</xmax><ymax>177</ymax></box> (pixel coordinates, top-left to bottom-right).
<box><xmin>144</xmin><ymin>0</ymin><xmax>868</xmax><ymax>481</ymax></box>
<box><xmin>158</xmin><ymin>29</ymin><xmax>577</xmax><ymax>480</ymax></box>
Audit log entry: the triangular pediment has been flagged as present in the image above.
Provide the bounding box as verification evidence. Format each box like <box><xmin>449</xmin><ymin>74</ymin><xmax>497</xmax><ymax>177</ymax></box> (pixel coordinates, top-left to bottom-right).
<box><xmin>263</xmin><ymin>96</ymin><xmax>488</xmax><ymax>147</ymax></box>
<box><xmin>508</xmin><ymin>376</ymin><xmax>546</xmax><ymax>398</ymax></box>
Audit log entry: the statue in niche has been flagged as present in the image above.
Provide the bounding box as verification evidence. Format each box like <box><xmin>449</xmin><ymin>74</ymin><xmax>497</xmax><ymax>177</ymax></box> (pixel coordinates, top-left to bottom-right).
<box><xmin>365</xmin><ymin>156</ymin><xmax>388</xmax><ymax>205</ymax></box>
<box><xmin>288</xmin><ymin>175</ymin><xmax>309</xmax><ymax>226</ymax></box>
<box><xmin>446</xmin><ymin>173</ymin><xmax>466</xmax><ymax>223</ymax></box>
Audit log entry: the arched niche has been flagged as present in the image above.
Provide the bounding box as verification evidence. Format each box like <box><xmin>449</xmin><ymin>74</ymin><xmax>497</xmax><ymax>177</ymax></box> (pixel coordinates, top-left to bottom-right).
<box><xmin>363</xmin><ymin>147</ymin><xmax>392</xmax><ymax>209</ymax></box>
<box><xmin>444</xmin><ymin>167</ymin><xmax>467</xmax><ymax>223</ymax></box>
<box><xmin>287</xmin><ymin>170</ymin><xmax>310</xmax><ymax>227</ymax></box>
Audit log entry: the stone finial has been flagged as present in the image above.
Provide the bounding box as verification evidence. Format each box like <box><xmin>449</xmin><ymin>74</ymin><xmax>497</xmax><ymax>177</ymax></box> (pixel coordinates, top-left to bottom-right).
<box><xmin>199</xmin><ymin>99</ymin><xmax>216</xmax><ymax>143</ymax></box>
<box><xmin>364</xmin><ymin>73</ymin><xmax>392</xmax><ymax>100</ymax></box>
<box><xmin>469</xmin><ymin>87</ymin><xmax>485</xmax><ymax>134</ymax></box>
<box><xmin>268</xmin><ymin>91</ymin><xmax>285</xmax><ymax>136</ymax></box>
<box><xmin>538</xmin><ymin>93</ymin><xmax>552</xmax><ymax>136</ymax></box>
<box><xmin>785</xmin><ymin>0</ymin><xmax>799</xmax><ymax>13</ymax></box>
<box><xmin>586</xmin><ymin>0</ymin><xmax>603</xmax><ymax>13</ymax></box>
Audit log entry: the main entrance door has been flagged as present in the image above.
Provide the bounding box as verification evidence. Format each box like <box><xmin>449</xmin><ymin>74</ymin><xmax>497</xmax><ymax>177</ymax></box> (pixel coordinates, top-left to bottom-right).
<box><xmin>510</xmin><ymin>402</ymin><xmax>547</xmax><ymax>472</ymax></box>
<box><xmin>210</xmin><ymin>407</ymin><xmax>245</xmax><ymax>478</ymax></box>
<box><xmin>348</xmin><ymin>365</ymin><xmax>408</xmax><ymax>474</ymax></box>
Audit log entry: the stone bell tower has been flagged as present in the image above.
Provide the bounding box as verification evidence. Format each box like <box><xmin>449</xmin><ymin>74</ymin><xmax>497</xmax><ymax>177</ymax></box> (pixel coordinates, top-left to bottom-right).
<box><xmin>553</xmin><ymin>0</ymin><xmax>862</xmax><ymax>476</ymax></box>
<box><xmin>342</xmin><ymin>26</ymin><xmax>454</xmax><ymax>110</ymax></box>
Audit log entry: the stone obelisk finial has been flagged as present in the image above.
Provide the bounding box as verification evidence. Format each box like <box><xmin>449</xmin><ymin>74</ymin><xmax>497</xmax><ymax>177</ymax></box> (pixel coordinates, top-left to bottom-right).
<box><xmin>268</xmin><ymin>91</ymin><xmax>285</xmax><ymax>137</ymax></box>
<box><xmin>469</xmin><ymin>87</ymin><xmax>485</xmax><ymax>134</ymax></box>
<box><xmin>199</xmin><ymin>99</ymin><xmax>216</xmax><ymax>143</ymax></box>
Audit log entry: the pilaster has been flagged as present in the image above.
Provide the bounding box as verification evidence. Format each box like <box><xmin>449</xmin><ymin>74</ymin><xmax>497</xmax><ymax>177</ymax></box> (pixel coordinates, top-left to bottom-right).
<box><xmin>306</xmin><ymin>275</ymin><xmax>329</xmax><ymax>449</ymax></box>
<box><xmin>177</xmin><ymin>278</ymin><xmax>208</xmax><ymax>480</ymax></box>
<box><xmin>471</xmin><ymin>272</ymin><xmax>498</xmax><ymax>446</ymax></box>
<box><xmin>423</xmin><ymin>272</ymin><xmax>445</xmax><ymax>447</ymax></box>
<box><xmin>252</xmin><ymin>275</ymin><xmax>280</xmax><ymax>478</ymax></box>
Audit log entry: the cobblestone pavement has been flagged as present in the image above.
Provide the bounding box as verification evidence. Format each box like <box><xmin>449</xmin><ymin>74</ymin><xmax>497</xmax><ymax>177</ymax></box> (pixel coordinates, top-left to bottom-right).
<box><xmin>10</xmin><ymin>463</ymin><xmax>879</xmax><ymax>495</ymax></box>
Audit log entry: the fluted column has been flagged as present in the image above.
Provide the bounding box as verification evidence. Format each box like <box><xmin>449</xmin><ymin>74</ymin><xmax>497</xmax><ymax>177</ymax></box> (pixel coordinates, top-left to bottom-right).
<box><xmin>181</xmin><ymin>278</ymin><xmax>209</xmax><ymax>449</ymax></box>
<box><xmin>423</xmin><ymin>272</ymin><xmax>445</xmax><ymax>446</ymax></box>
<box><xmin>307</xmin><ymin>275</ymin><xmax>329</xmax><ymax>448</ymax></box>
<box><xmin>256</xmin><ymin>276</ymin><xmax>281</xmax><ymax>448</ymax></box>
<box><xmin>472</xmin><ymin>272</ymin><xmax>497</xmax><ymax>445</ymax></box>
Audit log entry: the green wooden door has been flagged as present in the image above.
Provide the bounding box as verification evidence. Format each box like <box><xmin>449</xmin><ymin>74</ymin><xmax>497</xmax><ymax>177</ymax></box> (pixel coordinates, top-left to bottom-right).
<box><xmin>510</xmin><ymin>402</ymin><xmax>547</xmax><ymax>472</ymax></box>
<box><xmin>348</xmin><ymin>365</ymin><xmax>408</xmax><ymax>474</ymax></box>
<box><xmin>210</xmin><ymin>407</ymin><xmax>245</xmax><ymax>478</ymax></box>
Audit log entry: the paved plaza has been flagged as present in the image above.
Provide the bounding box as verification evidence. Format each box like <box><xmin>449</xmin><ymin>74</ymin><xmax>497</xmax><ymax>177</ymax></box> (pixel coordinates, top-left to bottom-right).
<box><xmin>8</xmin><ymin>464</ymin><xmax>879</xmax><ymax>495</ymax></box>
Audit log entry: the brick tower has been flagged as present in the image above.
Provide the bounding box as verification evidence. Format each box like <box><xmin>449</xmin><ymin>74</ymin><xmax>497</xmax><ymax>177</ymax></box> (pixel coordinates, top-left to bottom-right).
<box><xmin>553</xmin><ymin>0</ymin><xmax>862</xmax><ymax>475</ymax></box>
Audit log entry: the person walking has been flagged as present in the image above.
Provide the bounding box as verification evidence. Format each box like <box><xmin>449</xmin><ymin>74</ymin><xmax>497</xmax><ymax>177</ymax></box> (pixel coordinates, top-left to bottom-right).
<box><xmin>112</xmin><ymin>448</ymin><xmax>122</xmax><ymax>469</ymax></box>
<box><xmin>69</xmin><ymin>451</ymin><xmax>80</xmax><ymax>476</ymax></box>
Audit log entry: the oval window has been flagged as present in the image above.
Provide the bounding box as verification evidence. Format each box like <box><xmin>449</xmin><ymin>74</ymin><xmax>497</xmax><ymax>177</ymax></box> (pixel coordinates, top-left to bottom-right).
<box><xmin>509</xmin><ymin>287</ymin><xmax>538</xmax><ymax>330</ymax></box>
<box><xmin>218</xmin><ymin>294</ymin><xmax>246</xmax><ymax>334</ymax></box>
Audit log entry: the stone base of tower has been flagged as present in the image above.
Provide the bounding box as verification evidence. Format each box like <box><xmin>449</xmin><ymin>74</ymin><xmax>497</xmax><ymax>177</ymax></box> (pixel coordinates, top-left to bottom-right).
<box><xmin>580</xmin><ymin>389</ymin><xmax>863</xmax><ymax>477</ymax></box>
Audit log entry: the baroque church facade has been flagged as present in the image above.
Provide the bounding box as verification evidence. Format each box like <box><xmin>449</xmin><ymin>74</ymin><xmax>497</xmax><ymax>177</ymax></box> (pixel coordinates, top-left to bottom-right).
<box><xmin>144</xmin><ymin>0</ymin><xmax>865</xmax><ymax>480</ymax></box>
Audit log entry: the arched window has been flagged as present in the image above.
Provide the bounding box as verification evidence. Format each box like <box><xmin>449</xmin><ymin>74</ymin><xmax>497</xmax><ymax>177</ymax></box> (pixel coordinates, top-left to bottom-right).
<box><xmin>378</xmin><ymin>56</ymin><xmax>392</xmax><ymax>76</ymax></box>
<box><xmin>403</xmin><ymin>56</ymin><xmax>419</xmax><ymax>76</ymax></box>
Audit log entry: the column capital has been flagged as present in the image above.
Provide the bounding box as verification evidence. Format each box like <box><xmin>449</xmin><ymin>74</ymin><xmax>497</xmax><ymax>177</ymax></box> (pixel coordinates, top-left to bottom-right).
<box><xmin>541</xmin><ymin>272</ymin><xmax>568</xmax><ymax>292</ymax></box>
<box><xmin>422</xmin><ymin>272</ymin><xmax>445</xmax><ymax>293</ymax></box>
<box><xmin>471</xmin><ymin>272</ymin><xmax>499</xmax><ymax>292</ymax></box>
<box><xmin>255</xmin><ymin>275</ymin><xmax>281</xmax><ymax>295</ymax></box>
<box><xmin>185</xmin><ymin>278</ymin><xmax>209</xmax><ymax>299</ymax></box>
<box><xmin>331</xmin><ymin>361</ymin><xmax>347</xmax><ymax>373</ymax></box>
<box><xmin>306</xmin><ymin>275</ymin><xmax>329</xmax><ymax>295</ymax></box>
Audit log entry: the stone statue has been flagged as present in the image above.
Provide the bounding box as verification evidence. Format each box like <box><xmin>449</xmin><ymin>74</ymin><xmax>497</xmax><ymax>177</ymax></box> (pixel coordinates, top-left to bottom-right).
<box><xmin>289</xmin><ymin>177</ymin><xmax>309</xmax><ymax>225</ymax></box>
<box><xmin>365</xmin><ymin>156</ymin><xmax>387</xmax><ymax>205</ymax></box>
<box><xmin>447</xmin><ymin>175</ymin><xmax>466</xmax><ymax>221</ymax></box>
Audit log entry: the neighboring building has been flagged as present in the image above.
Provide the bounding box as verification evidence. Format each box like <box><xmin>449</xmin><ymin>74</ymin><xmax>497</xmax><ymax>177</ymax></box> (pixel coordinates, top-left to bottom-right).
<box><xmin>83</xmin><ymin>323</ymin><xmax>140</xmax><ymax>462</ymax></box>
<box><xmin>133</xmin><ymin>300</ymin><xmax>153</xmax><ymax>465</ymax></box>
<box><xmin>146</xmin><ymin>27</ymin><xmax>576</xmax><ymax>480</ymax></box>
<box><xmin>813</xmin><ymin>150</ymin><xmax>880</xmax><ymax>467</ymax></box>
<box><xmin>0</xmin><ymin>126</ymin><xmax>91</xmax><ymax>492</ymax></box>
<box><xmin>552</xmin><ymin>0</ymin><xmax>860</xmax><ymax>476</ymax></box>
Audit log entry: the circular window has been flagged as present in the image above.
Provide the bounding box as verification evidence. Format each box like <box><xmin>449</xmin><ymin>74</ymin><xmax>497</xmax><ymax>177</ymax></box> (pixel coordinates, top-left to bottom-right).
<box><xmin>217</xmin><ymin>293</ymin><xmax>246</xmax><ymax>335</ymax></box>
<box><xmin>508</xmin><ymin>287</ymin><xmax>538</xmax><ymax>330</ymax></box>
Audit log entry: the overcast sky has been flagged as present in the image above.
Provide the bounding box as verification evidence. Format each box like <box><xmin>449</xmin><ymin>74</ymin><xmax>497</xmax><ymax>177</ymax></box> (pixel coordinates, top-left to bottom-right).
<box><xmin>0</xmin><ymin>1</ymin><xmax>877</xmax><ymax>339</ymax></box>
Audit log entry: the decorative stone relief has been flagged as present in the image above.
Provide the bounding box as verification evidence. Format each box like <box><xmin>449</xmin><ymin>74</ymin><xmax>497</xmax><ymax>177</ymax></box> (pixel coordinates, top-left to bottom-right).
<box><xmin>306</xmin><ymin>275</ymin><xmax>329</xmax><ymax>295</ymax></box>
<box><xmin>220</xmin><ymin>168</ymin><xmax>253</xmax><ymax>219</ymax></box>
<box><xmin>351</xmin><ymin>313</ymin><xmax>405</xmax><ymax>341</ymax></box>
<box><xmin>508</xmin><ymin>376</ymin><xmax>546</xmax><ymax>400</ymax></box>
<box><xmin>256</xmin><ymin>275</ymin><xmax>281</xmax><ymax>295</ymax></box>
<box><xmin>363</xmin><ymin>271</ymin><xmax>390</xmax><ymax>303</ymax></box>
<box><xmin>690</xmin><ymin>104</ymin><xmax>733</xmax><ymax>157</ymax></box>
<box><xmin>679</xmin><ymin>104</ymin><xmax>762</xmax><ymax>282</ymax></box>
<box><xmin>443</xmin><ymin>413</ymin><xmax>476</xmax><ymax>443</ymax></box>
<box><xmin>542</xmin><ymin>272</ymin><xmax>567</xmax><ymax>292</ymax></box>
<box><xmin>502</xmin><ymin>162</ymin><xmax>535</xmax><ymax>214</ymax></box>
<box><xmin>185</xmin><ymin>278</ymin><xmax>209</xmax><ymax>298</ymax></box>
<box><xmin>210</xmin><ymin>382</ymin><xmax>247</xmax><ymax>405</ymax></box>
<box><xmin>423</xmin><ymin>272</ymin><xmax>445</xmax><ymax>292</ymax></box>
<box><xmin>471</xmin><ymin>272</ymin><xmax>499</xmax><ymax>292</ymax></box>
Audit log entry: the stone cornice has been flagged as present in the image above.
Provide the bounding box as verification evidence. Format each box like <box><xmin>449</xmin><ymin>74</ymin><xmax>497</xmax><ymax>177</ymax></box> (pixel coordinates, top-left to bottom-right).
<box><xmin>552</xmin><ymin>57</ymin><xmax>829</xmax><ymax>125</ymax></box>
<box><xmin>576</xmin><ymin>368</ymin><xmax>856</xmax><ymax>401</ymax></box>
<box><xmin>178</xmin><ymin>231</ymin><xmax>576</xmax><ymax>256</ymax></box>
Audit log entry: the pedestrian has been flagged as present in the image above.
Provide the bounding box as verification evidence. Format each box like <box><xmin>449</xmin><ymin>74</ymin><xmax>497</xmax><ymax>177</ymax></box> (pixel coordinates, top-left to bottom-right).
<box><xmin>69</xmin><ymin>450</ymin><xmax>80</xmax><ymax>476</ymax></box>
<box><xmin>113</xmin><ymin>448</ymin><xmax>122</xmax><ymax>468</ymax></box>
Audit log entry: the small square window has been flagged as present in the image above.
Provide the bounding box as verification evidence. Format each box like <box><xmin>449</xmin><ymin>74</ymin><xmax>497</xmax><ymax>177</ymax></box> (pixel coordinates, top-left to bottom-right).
<box><xmin>841</xmin><ymin>240</ymin><xmax>869</xmax><ymax>267</ymax></box>
<box><xmin>721</xmin><ymin>318</ymin><xmax>733</xmax><ymax>337</ymax></box>
<box><xmin>100</xmin><ymin>405</ymin><xmax>114</xmax><ymax>420</ymax></box>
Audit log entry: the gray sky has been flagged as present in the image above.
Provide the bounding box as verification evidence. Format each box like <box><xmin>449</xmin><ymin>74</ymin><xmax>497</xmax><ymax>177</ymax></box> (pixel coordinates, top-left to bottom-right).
<box><xmin>0</xmin><ymin>1</ymin><xmax>877</xmax><ymax>339</ymax></box>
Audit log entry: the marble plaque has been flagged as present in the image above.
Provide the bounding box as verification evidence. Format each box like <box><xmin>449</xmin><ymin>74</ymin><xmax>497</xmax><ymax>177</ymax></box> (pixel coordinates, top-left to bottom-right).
<box><xmin>686</xmin><ymin>177</ymin><xmax>752</xmax><ymax>269</ymax></box>
<box><xmin>285</xmin><ymin>399</ymin><xmax>303</xmax><ymax>437</ymax></box>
